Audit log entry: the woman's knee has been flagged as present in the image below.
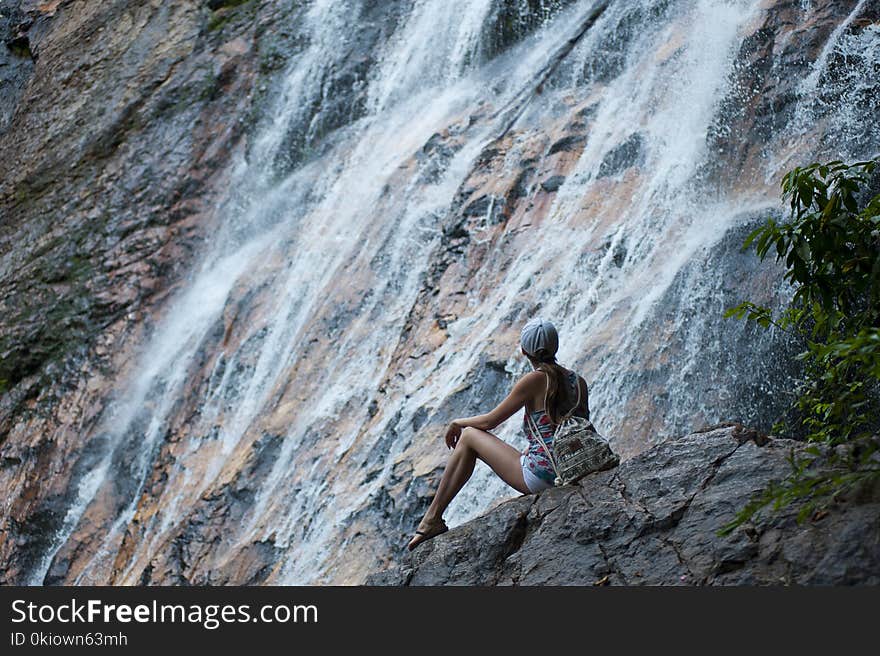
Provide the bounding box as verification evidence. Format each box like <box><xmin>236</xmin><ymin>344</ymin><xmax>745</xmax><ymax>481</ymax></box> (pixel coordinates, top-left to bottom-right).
<box><xmin>459</xmin><ymin>426</ymin><xmax>480</xmax><ymax>447</ymax></box>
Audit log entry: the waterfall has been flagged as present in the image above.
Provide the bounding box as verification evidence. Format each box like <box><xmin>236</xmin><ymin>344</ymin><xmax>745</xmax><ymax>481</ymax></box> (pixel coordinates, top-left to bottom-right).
<box><xmin>30</xmin><ymin>0</ymin><xmax>880</xmax><ymax>584</ymax></box>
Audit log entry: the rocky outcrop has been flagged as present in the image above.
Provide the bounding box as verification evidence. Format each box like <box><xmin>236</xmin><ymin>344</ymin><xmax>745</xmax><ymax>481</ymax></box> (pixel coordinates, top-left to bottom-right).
<box><xmin>368</xmin><ymin>425</ymin><xmax>880</xmax><ymax>585</ymax></box>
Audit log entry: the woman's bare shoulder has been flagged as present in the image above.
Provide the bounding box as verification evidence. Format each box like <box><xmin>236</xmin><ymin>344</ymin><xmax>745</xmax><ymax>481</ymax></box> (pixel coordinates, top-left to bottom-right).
<box><xmin>518</xmin><ymin>370</ymin><xmax>546</xmax><ymax>386</ymax></box>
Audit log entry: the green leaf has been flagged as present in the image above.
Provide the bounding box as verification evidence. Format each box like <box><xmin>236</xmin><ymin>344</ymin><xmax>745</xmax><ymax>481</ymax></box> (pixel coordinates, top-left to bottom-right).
<box><xmin>796</xmin><ymin>240</ymin><xmax>811</xmax><ymax>263</ymax></box>
<box><xmin>743</xmin><ymin>225</ymin><xmax>765</xmax><ymax>251</ymax></box>
<box><xmin>798</xmin><ymin>179</ymin><xmax>814</xmax><ymax>208</ymax></box>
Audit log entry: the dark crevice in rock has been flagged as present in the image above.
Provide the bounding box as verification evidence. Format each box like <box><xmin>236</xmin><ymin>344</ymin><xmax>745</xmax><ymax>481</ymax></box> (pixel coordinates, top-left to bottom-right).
<box><xmin>6</xmin><ymin>34</ymin><xmax>33</xmax><ymax>60</ymax></box>
<box><xmin>508</xmin><ymin>165</ymin><xmax>536</xmax><ymax>200</ymax></box>
<box><xmin>572</xmin><ymin>484</ymin><xmax>594</xmax><ymax>510</ymax></box>
<box><xmin>491</xmin><ymin>497</ymin><xmax>537</xmax><ymax>584</ymax></box>
<box><xmin>647</xmin><ymin>442</ymin><xmax>744</xmax><ymax>538</ymax></box>
<box><xmin>612</xmin><ymin>472</ymin><xmax>652</xmax><ymax>520</ymax></box>
<box><xmin>480</xmin><ymin>0</ymin><xmax>580</xmax><ymax>61</ymax></box>
<box><xmin>596</xmin><ymin>540</ymin><xmax>627</xmax><ymax>585</ymax></box>
<box><xmin>696</xmin><ymin>442</ymin><xmax>745</xmax><ymax>493</ymax></box>
<box><xmin>660</xmin><ymin>534</ymin><xmax>695</xmax><ymax>581</ymax></box>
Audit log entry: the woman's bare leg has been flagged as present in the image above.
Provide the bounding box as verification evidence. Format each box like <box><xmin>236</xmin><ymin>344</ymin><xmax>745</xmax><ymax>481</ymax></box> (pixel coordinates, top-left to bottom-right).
<box><xmin>419</xmin><ymin>427</ymin><xmax>529</xmax><ymax>527</ymax></box>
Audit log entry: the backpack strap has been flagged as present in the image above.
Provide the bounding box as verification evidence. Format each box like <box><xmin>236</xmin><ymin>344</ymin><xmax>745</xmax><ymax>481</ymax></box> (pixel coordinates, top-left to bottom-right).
<box><xmin>525</xmin><ymin>408</ymin><xmax>560</xmax><ymax>479</ymax></box>
<box><xmin>525</xmin><ymin>369</ymin><xmax>582</xmax><ymax>480</ymax></box>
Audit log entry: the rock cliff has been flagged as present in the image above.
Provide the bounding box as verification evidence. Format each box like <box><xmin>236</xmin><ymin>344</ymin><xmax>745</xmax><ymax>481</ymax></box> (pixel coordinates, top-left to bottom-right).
<box><xmin>0</xmin><ymin>0</ymin><xmax>284</xmax><ymax>584</ymax></box>
<box><xmin>0</xmin><ymin>0</ymin><xmax>878</xmax><ymax>585</ymax></box>
<box><xmin>368</xmin><ymin>425</ymin><xmax>880</xmax><ymax>585</ymax></box>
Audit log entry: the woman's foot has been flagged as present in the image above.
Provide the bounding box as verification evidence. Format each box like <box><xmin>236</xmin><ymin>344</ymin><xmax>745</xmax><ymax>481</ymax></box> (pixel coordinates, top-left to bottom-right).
<box><xmin>407</xmin><ymin>516</ymin><xmax>448</xmax><ymax>551</ymax></box>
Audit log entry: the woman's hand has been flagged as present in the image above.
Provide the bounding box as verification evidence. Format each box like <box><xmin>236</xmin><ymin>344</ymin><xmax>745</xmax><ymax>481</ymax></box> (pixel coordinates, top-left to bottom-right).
<box><xmin>445</xmin><ymin>420</ymin><xmax>463</xmax><ymax>450</ymax></box>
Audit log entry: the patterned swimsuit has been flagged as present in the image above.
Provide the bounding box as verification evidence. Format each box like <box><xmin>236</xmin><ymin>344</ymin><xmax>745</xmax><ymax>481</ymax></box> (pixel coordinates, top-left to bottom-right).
<box><xmin>522</xmin><ymin>369</ymin><xmax>590</xmax><ymax>484</ymax></box>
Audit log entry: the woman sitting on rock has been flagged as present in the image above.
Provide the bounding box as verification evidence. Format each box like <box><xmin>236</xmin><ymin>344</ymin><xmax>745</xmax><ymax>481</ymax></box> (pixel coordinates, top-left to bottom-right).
<box><xmin>408</xmin><ymin>317</ymin><xmax>590</xmax><ymax>550</ymax></box>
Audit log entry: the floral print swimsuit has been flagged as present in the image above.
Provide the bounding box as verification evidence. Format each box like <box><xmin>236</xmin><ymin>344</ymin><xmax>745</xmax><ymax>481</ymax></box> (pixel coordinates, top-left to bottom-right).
<box><xmin>522</xmin><ymin>369</ymin><xmax>589</xmax><ymax>484</ymax></box>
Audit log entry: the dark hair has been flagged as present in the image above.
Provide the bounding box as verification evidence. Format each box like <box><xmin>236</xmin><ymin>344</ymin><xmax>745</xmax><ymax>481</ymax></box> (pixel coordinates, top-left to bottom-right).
<box><xmin>532</xmin><ymin>355</ymin><xmax>579</xmax><ymax>424</ymax></box>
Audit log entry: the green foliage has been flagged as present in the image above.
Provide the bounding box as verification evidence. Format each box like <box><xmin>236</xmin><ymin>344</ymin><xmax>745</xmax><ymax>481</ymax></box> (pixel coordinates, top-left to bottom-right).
<box><xmin>721</xmin><ymin>158</ymin><xmax>880</xmax><ymax>534</ymax></box>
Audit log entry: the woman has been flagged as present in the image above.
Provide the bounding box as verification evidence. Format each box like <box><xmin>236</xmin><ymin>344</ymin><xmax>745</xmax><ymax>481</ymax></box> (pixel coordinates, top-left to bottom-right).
<box><xmin>407</xmin><ymin>317</ymin><xmax>589</xmax><ymax>551</ymax></box>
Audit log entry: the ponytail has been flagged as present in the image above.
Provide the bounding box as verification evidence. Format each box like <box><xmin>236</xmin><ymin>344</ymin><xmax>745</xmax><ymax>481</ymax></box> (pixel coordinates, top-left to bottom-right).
<box><xmin>534</xmin><ymin>357</ymin><xmax>572</xmax><ymax>425</ymax></box>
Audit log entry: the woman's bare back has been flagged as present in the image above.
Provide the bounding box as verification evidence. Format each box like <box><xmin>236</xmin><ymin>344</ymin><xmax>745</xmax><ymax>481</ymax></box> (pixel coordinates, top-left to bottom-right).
<box><xmin>524</xmin><ymin>367</ymin><xmax>587</xmax><ymax>416</ymax></box>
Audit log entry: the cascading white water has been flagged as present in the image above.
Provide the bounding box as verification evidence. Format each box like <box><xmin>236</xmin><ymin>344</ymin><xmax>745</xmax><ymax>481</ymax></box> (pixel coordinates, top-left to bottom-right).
<box><xmin>30</xmin><ymin>0</ymin><xmax>879</xmax><ymax>584</ymax></box>
<box><xmin>442</xmin><ymin>0</ymin><xmax>768</xmax><ymax>524</ymax></box>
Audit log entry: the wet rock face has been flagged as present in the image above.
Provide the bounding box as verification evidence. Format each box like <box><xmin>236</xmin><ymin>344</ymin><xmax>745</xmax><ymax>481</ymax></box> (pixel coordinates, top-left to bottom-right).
<box><xmin>262</xmin><ymin>0</ymin><xmax>409</xmax><ymax>176</ymax></box>
<box><xmin>600</xmin><ymin>215</ymin><xmax>805</xmax><ymax>456</ymax></box>
<box><xmin>481</xmin><ymin>0</ymin><xmax>580</xmax><ymax>61</ymax></box>
<box><xmin>0</xmin><ymin>0</ymin><xmax>877</xmax><ymax>587</ymax></box>
<box><xmin>596</xmin><ymin>133</ymin><xmax>644</xmax><ymax>178</ymax></box>
<box><xmin>709</xmin><ymin>0</ymin><xmax>880</xmax><ymax>181</ymax></box>
<box><xmin>368</xmin><ymin>425</ymin><xmax>880</xmax><ymax>585</ymax></box>
<box><xmin>0</xmin><ymin>0</ymin><xmax>291</xmax><ymax>396</ymax></box>
<box><xmin>0</xmin><ymin>1</ymin><xmax>38</xmax><ymax>132</ymax></box>
<box><xmin>576</xmin><ymin>0</ymin><xmax>671</xmax><ymax>85</ymax></box>
<box><xmin>0</xmin><ymin>0</ymin><xmax>293</xmax><ymax>583</ymax></box>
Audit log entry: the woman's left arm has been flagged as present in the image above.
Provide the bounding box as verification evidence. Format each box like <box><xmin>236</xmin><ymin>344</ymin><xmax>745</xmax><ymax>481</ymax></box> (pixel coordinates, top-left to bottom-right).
<box><xmin>445</xmin><ymin>372</ymin><xmax>541</xmax><ymax>448</ymax></box>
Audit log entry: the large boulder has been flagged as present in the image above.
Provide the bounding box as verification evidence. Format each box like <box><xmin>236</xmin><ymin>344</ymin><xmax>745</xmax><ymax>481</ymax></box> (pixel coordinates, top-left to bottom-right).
<box><xmin>367</xmin><ymin>425</ymin><xmax>880</xmax><ymax>585</ymax></box>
